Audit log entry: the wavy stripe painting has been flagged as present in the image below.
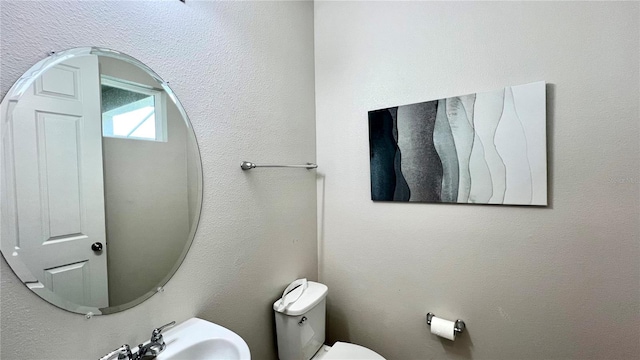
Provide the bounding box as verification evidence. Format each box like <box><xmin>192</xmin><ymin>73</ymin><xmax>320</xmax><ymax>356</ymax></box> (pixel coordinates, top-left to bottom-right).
<box><xmin>368</xmin><ymin>81</ymin><xmax>547</xmax><ymax>206</ymax></box>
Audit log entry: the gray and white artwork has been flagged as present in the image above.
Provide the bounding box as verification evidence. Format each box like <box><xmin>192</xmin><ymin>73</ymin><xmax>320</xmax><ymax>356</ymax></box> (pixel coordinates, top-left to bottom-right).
<box><xmin>368</xmin><ymin>81</ymin><xmax>547</xmax><ymax>206</ymax></box>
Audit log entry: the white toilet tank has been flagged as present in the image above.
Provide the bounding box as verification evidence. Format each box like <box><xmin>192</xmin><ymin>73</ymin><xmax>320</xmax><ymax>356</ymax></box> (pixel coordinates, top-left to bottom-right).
<box><xmin>273</xmin><ymin>281</ymin><xmax>328</xmax><ymax>360</ymax></box>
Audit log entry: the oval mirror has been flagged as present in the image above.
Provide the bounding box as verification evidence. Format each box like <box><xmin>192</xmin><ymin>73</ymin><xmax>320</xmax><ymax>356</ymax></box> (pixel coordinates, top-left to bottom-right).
<box><xmin>0</xmin><ymin>47</ymin><xmax>202</xmax><ymax>315</ymax></box>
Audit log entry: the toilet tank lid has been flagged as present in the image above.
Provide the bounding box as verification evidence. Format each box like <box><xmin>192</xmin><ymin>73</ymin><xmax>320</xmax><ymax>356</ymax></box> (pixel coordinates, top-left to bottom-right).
<box><xmin>273</xmin><ymin>281</ymin><xmax>328</xmax><ymax>316</ymax></box>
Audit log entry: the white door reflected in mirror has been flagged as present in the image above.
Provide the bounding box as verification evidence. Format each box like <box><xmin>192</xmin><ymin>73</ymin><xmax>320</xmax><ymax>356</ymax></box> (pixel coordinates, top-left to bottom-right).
<box><xmin>12</xmin><ymin>54</ymin><xmax>109</xmax><ymax>308</ymax></box>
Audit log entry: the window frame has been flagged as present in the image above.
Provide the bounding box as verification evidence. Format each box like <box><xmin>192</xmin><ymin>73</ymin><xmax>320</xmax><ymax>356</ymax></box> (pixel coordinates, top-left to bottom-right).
<box><xmin>100</xmin><ymin>75</ymin><xmax>168</xmax><ymax>142</ymax></box>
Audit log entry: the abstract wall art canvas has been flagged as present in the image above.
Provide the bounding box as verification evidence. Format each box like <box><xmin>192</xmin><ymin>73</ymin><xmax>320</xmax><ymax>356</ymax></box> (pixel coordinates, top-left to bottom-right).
<box><xmin>368</xmin><ymin>81</ymin><xmax>547</xmax><ymax>206</ymax></box>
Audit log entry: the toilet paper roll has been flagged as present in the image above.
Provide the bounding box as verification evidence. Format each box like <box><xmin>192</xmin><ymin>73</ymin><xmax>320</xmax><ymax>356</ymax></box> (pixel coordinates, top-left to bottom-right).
<box><xmin>430</xmin><ymin>316</ymin><xmax>456</xmax><ymax>341</ymax></box>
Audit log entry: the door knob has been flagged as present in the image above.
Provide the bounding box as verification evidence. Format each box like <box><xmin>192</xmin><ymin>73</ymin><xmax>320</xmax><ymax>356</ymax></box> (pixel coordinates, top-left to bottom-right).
<box><xmin>91</xmin><ymin>242</ymin><xmax>103</xmax><ymax>252</ymax></box>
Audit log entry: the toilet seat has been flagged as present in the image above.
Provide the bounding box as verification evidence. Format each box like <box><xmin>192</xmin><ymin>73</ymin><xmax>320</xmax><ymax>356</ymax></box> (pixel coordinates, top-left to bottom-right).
<box><xmin>313</xmin><ymin>342</ymin><xmax>385</xmax><ymax>360</ymax></box>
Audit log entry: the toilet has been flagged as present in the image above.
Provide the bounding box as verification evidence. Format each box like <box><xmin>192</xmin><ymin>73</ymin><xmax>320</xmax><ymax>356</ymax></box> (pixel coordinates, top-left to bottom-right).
<box><xmin>273</xmin><ymin>280</ymin><xmax>385</xmax><ymax>360</ymax></box>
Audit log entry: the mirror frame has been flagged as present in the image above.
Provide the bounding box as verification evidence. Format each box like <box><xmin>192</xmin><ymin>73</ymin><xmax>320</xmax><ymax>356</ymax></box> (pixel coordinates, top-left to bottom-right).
<box><xmin>0</xmin><ymin>47</ymin><xmax>203</xmax><ymax>315</ymax></box>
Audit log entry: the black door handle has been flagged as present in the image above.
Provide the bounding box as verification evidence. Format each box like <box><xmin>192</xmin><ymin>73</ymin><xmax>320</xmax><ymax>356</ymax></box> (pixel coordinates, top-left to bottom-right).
<box><xmin>91</xmin><ymin>242</ymin><xmax>103</xmax><ymax>252</ymax></box>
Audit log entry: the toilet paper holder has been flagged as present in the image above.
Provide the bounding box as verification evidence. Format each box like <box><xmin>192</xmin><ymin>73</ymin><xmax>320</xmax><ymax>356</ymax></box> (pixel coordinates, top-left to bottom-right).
<box><xmin>426</xmin><ymin>312</ymin><xmax>465</xmax><ymax>335</ymax></box>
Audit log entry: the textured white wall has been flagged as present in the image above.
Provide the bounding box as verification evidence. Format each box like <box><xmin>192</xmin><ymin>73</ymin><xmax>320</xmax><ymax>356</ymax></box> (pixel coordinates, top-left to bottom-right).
<box><xmin>0</xmin><ymin>1</ymin><xmax>316</xmax><ymax>359</ymax></box>
<box><xmin>315</xmin><ymin>1</ymin><xmax>639</xmax><ymax>359</ymax></box>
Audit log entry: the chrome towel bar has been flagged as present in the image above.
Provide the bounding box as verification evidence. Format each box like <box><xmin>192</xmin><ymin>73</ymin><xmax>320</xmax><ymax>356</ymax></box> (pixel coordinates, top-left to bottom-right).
<box><xmin>240</xmin><ymin>161</ymin><xmax>318</xmax><ymax>170</ymax></box>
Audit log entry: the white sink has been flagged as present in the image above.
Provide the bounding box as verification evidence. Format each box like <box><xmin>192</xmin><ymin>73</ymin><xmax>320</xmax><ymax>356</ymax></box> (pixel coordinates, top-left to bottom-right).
<box><xmin>154</xmin><ymin>318</ymin><xmax>250</xmax><ymax>360</ymax></box>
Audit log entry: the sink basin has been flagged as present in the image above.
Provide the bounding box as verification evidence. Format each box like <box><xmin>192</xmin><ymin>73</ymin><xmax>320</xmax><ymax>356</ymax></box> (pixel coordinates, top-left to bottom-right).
<box><xmin>153</xmin><ymin>318</ymin><xmax>250</xmax><ymax>360</ymax></box>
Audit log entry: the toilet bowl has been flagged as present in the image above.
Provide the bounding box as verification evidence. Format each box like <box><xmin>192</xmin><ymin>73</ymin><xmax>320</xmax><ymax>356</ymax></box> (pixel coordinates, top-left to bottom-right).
<box><xmin>273</xmin><ymin>280</ymin><xmax>385</xmax><ymax>360</ymax></box>
<box><xmin>312</xmin><ymin>342</ymin><xmax>385</xmax><ymax>360</ymax></box>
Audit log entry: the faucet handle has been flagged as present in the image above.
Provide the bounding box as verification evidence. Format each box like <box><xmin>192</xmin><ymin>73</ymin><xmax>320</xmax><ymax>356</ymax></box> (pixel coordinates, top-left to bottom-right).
<box><xmin>117</xmin><ymin>345</ymin><xmax>132</xmax><ymax>360</ymax></box>
<box><xmin>151</xmin><ymin>321</ymin><xmax>176</xmax><ymax>341</ymax></box>
<box><xmin>98</xmin><ymin>344</ymin><xmax>131</xmax><ymax>360</ymax></box>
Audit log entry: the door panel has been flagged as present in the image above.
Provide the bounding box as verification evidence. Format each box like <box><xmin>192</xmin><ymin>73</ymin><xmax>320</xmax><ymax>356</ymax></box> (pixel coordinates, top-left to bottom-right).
<box><xmin>36</xmin><ymin>62</ymin><xmax>79</xmax><ymax>99</ymax></box>
<box><xmin>39</xmin><ymin>112</ymin><xmax>83</xmax><ymax>238</ymax></box>
<box><xmin>43</xmin><ymin>261</ymin><xmax>91</xmax><ymax>306</ymax></box>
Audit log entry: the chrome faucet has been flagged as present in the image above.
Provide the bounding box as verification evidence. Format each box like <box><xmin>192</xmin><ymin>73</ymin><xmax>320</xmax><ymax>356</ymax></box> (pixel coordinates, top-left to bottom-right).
<box><xmin>136</xmin><ymin>321</ymin><xmax>176</xmax><ymax>359</ymax></box>
<box><xmin>99</xmin><ymin>321</ymin><xmax>175</xmax><ymax>360</ymax></box>
<box><xmin>99</xmin><ymin>344</ymin><xmax>132</xmax><ymax>360</ymax></box>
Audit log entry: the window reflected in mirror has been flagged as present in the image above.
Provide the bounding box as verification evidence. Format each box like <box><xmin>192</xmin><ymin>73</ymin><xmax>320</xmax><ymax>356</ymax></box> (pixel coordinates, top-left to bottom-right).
<box><xmin>101</xmin><ymin>76</ymin><xmax>167</xmax><ymax>142</ymax></box>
